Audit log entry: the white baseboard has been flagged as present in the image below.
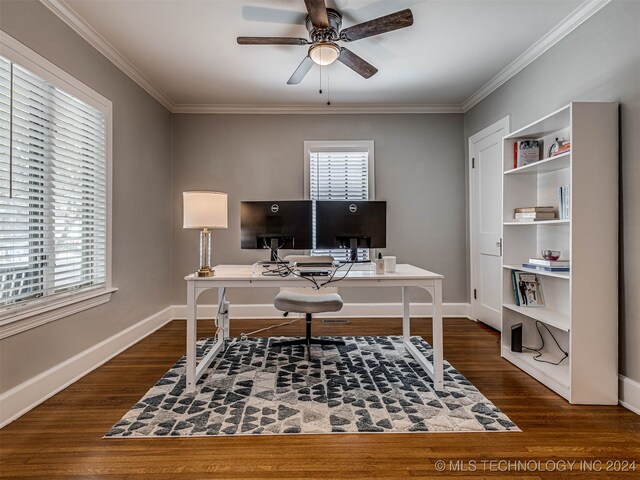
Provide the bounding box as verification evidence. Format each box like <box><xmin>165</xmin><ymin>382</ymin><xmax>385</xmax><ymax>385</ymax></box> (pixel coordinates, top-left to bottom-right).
<box><xmin>619</xmin><ymin>375</ymin><xmax>640</xmax><ymax>415</ymax></box>
<box><xmin>0</xmin><ymin>306</ymin><xmax>174</xmax><ymax>428</ymax></box>
<box><xmin>170</xmin><ymin>302</ymin><xmax>472</xmax><ymax>320</ymax></box>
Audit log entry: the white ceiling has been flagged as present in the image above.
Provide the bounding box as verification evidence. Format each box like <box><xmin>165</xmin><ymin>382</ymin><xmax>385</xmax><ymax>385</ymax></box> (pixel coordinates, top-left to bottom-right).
<box><xmin>61</xmin><ymin>0</ymin><xmax>586</xmax><ymax>108</ymax></box>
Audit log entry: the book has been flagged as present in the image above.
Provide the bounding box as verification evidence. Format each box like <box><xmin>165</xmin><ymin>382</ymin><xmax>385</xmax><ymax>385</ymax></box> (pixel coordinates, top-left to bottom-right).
<box><xmin>512</xmin><ymin>218</ymin><xmax>557</xmax><ymax>223</ymax></box>
<box><xmin>514</xmin><ymin>206</ymin><xmax>555</xmax><ymax>213</ymax></box>
<box><xmin>515</xmin><ymin>212</ymin><xmax>556</xmax><ymax>219</ymax></box>
<box><xmin>522</xmin><ymin>263</ymin><xmax>570</xmax><ymax>272</ymax></box>
<box><xmin>512</xmin><ymin>271</ymin><xmax>545</xmax><ymax>307</ymax></box>
<box><xmin>558</xmin><ymin>185</ymin><xmax>570</xmax><ymax>219</ymax></box>
<box><xmin>515</xmin><ymin>140</ymin><xmax>540</xmax><ymax>167</ymax></box>
<box><xmin>512</xmin><ymin>270</ymin><xmax>520</xmax><ymax>306</ymax></box>
<box><xmin>528</xmin><ymin>258</ymin><xmax>570</xmax><ymax>267</ymax></box>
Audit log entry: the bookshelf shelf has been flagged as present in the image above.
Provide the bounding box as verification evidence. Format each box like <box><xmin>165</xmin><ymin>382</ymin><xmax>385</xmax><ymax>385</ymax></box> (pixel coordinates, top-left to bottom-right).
<box><xmin>504</xmin><ymin>151</ymin><xmax>571</xmax><ymax>175</ymax></box>
<box><xmin>503</xmin><ymin>302</ymin><xmax>570</xmax><ymax>332</ymax></box>
<box><xmin>503</xmin><ymin>264</ymin><xmax>570</xmax><ymax>280</ymax></box>
<box><xmin>502</xmin><ymin>348</ymin><xmax>571</xmax><ymax>390</ymax></box>
<box><xmin>501</xmin><ymin>102</ymin><xmax>618</xmax><ymax>405</ymax></box>
<box><xmin>503</xmin><ymin>219</ymin><xmax>570</xmax><ymax>226</ymax></box>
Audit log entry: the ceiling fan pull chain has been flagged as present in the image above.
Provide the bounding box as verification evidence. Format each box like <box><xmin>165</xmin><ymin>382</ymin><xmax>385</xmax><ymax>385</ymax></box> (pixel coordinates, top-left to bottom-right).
<box><xmin>319</xmin><ymin>53</ymin><xmax>323</xmax><ymax>94</ymax></box>
<box><xmin>327</xmin><ymin>70</ymin><xmax>331</xmax><ymax>106</ymax></box>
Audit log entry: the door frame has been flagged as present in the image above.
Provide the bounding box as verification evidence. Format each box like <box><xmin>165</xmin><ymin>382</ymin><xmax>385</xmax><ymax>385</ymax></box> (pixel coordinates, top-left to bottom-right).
<box><xmin>468</xmin><ymin>116</ymin><xmax>510</xmax><ymax>322</ymax></box>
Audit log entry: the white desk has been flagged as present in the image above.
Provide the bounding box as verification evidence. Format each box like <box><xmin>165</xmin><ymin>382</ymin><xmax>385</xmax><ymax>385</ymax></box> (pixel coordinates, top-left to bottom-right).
<box><xmin>185</xmin><ymin>264</ymin><xmax>444</xmax><ymax>392</ymax></box>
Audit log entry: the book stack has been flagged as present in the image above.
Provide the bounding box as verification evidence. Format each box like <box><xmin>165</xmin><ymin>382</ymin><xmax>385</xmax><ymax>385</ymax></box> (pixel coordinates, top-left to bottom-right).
<box><xmin>558</xmin><ymin>185</ymin><xmax>570</xmax><ymax>219</ymax></box>
<box><xmin>522</xmin><ymin>258</ymin><xmax>570</xmax><ymax>272</ymax></box>
<box><xmin>513</xmin><ymin>206</ymin><xmax>556</xmax><ymax>222</ymax></box>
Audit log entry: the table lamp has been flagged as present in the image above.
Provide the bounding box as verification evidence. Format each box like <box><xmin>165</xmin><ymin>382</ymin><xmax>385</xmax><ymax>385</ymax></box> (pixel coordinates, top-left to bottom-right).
<box><xmin>183</xmin><ymin>191</ymin><xmax>228</xmax><ymax>277</ymax></box>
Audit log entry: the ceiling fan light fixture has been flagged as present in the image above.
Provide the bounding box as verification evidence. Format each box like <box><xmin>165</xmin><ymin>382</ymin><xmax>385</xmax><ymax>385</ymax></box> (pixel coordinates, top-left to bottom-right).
<box><xmin>309</xmin><ymin>42</ymin><xmax>340</xmax><ymax>66</ymax></box>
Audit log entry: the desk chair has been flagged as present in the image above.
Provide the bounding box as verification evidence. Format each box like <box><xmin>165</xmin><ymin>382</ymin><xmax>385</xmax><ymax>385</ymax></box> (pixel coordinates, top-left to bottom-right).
<box><xmin>270</xmin><ymin>256</ymin><xmax>345</xmax><ymax>360</ymax></box>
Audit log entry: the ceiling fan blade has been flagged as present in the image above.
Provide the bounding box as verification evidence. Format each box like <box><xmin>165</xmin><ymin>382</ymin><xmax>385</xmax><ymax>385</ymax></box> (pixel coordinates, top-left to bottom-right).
<box><xmin>241</xmin><ymin>6</ymin><xmax>306</xmax><ymax>25</ymax></box>
<box><xmin>304</xmin><ymin>0</ymin><xmax>330</xmax><ymax>29</ymax></box>
<box><xmin>337</xmin><ymin>47</ymin><xmax>378</xmax><ymax>79</ymax></box>
<box><xmin>287</xmin><ymin>56</ymin><xmax>315</xmax><ymax>84</ymax></box>
<box><xmin>237</xmin><ymin>37</ymin><xmax>309</xmax><ymax>46</ymax></box>
<box><xmin>340</xmin><ymin>8</ymin><xmax>413</xmax><ymax>42</ymax></box>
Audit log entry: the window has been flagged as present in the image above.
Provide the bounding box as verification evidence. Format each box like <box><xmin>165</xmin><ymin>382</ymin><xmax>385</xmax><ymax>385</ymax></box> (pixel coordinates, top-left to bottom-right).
<box><xmin>0</xmin><ymin>34</ymin><xmax>112</xmax><ymax>329</ymax></box>
<box><xmin>304</xmin><ymin>141</ymin><xmax>374</xmax><ymax>261</ymax></box>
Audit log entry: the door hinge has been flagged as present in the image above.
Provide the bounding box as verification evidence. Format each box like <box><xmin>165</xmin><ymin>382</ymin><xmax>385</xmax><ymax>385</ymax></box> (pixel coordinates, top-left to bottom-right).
<box><xmin>473</xmin><ymin>289</ymin><xmax>477</xmax><ymax>300</ymax></box>
<box><xmin>472</xmin><ymin>157</ymin><xmax>475</xmax><ymax>168</ymax></box>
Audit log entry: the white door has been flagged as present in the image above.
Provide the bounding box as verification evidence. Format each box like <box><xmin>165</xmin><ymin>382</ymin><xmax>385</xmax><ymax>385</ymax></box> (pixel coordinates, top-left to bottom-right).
<box><xmin>469</xmin><ymin>117</ymin><xmax>509</xmax><ymax>330</ymax></box>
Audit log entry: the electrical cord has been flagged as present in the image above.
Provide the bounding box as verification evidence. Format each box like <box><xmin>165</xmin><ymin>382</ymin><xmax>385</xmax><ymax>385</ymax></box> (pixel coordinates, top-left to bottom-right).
<box><xmin>319</xmin><ymin>257</ymin><xmax>356</xmax><ymax>287</ymax></box>
<box><xmin>523</xmin><ymin>320</ymin><xmax>569</xmax><ymax>365</ymax></box>
<box><xmin>239</xmin><ymin>317</ymin><xmax>303</xmax><ymax>341</ymax></box>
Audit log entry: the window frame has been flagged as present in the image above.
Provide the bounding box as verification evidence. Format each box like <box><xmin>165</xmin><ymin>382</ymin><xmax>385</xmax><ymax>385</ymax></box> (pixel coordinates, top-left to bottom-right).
<box><xmin>0</xmin><ymin>32</ymin><xmax>115</xmax><ymax>339</ymax></box>
<box><xmin>303</xmin><ymin>140</ymin><xmax>375</xmax><ymax>259</ymax></box>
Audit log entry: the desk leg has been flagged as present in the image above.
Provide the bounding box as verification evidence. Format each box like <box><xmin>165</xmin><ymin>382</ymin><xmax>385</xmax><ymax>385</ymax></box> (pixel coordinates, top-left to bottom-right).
<box><xmin>402</xmin><ymin>286</ymin><xmax>411</xmax><ymax>342</ymax></box>
<box><xmin>186</xmin><ymin>281</ymin><xmax>197</xmax><ymax>393</ymax></box>
<box><xmin>402</xmin><ymin>284</ymin><xmax>445</xmax><ymax>391</ymax></box>
<box><xmin>432</xmin><ymin>279</ymin><xmax>444</xmax><ymax>390</ymax></box>
<box><xmin>218</xmin><ymin>288</ymin><xmax>229</xmax><ymax>342</ymax></box>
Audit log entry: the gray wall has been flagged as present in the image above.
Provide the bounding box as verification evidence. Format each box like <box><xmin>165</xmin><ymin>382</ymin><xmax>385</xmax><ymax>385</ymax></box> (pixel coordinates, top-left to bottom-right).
<box><xmin>171</xmin><ymin>114</ymin><xmax>466</xmax><ymax>306</ymax></box>
<box><xmin>0</xmin><ymin>0</ymin><xmax>173</xmax><ymax>392</ymax></box>
<box><xmin>464</xmin><ymin>0</ymin><xmax>640</xmax><ymax>381</ymax></box>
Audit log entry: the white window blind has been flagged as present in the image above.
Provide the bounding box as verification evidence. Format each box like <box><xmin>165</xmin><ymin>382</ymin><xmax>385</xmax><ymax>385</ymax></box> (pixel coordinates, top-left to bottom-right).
<box><xmin>309</xmin><ymin>151</ymin><xmax>369</xmax><ymax>261</ymax></box>
<box><xmin>0</xmin><ymin>55</ymin><xmax>107</xmax><ymax>312</ymax></box>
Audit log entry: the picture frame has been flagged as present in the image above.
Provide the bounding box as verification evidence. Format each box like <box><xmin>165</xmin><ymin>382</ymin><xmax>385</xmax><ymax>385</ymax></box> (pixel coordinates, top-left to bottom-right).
<box><xmin>512</xmin><ymin>271</ymin><xmax>545</xmax><ymax>307</ymax></box>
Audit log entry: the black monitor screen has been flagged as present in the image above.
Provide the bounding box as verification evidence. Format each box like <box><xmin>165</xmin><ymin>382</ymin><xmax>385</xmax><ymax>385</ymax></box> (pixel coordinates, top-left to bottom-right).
<box><xmin>241</xmin><ymin>201</ymin><xmax>312</xmax><ymax>250</ymax></box>
<box><xmin>315</xmin><ymin>201</ymin><xmax>386</xmax><ymax>250</ymax></box>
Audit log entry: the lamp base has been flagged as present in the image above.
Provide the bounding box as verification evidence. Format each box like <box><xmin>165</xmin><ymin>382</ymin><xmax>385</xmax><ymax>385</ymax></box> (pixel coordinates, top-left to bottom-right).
<box><xmin>196</xmin><ymin>267</ymin><xmax>214</xmax><ymax>277</ymax></box>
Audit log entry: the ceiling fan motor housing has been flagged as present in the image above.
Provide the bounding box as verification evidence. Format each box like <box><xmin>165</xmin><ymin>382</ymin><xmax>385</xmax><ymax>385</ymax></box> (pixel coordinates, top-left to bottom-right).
<box><xmin>306</xmin><ymin>8</ymin><xmax>342</xmax><ymax>42</ymax></box>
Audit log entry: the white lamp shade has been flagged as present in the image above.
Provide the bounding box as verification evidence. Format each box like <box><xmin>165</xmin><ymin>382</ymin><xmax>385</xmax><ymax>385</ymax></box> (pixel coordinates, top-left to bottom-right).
<box><xmin>183</xmin><ymin>191</ymin><xmax>228</xmax><ymax>229</ymax></box>
<box><xmin>309</xmin><ymin>43</ymin><xmax>340</xmax><ymax>66</ymax></box>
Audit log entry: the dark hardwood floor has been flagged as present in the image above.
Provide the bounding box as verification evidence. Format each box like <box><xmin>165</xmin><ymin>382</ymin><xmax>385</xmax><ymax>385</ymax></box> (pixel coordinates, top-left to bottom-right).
<box><xmin>1</xmin><ymin>317</ymin><xmax>638</xmax><ymax>479</ymax></box>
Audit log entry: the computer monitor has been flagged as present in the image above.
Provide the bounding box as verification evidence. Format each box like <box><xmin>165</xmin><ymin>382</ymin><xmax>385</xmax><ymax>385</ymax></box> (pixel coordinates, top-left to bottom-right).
<box><xmin>240</xmin><ymin>201</ymin><xmax>312</xmax><ymax>261</ymax></box>
<box><xmin>315</xmin><ymin>200</ymin><xmax>387</xmax><ymax>262</ymax></box>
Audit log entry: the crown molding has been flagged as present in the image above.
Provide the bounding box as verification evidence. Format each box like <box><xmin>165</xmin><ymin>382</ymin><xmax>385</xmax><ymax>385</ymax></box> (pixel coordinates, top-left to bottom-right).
<box><xmin>39</xmin><ymin>0</ymin><xmax>175</xmax><ymax>111</ymax></box>
<box><xmin>39</xmin><ymin>0</ymin><xmax>611</xmax><ymax>116</ymax></box>
<box><xmin>171</xmin><ymin>103</ymin><xmax>464</xmax><ymax>114</ymax></box>
<box><xmin>462</xmin><ymin>0</ymin><xmax>612</xmax><ymax>112</ymax></box>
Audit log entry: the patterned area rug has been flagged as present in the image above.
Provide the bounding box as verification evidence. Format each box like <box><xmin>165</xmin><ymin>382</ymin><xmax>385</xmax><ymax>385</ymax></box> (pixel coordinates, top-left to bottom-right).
<box><xmin>106</xmin><ymin>336</ymin><xmax>518</xmax><ymax>437</ymax></box>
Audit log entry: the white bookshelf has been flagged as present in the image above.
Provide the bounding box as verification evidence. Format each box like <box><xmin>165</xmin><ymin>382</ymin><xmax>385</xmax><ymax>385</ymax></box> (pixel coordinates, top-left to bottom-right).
<box><xmin>501</xmin><ymin>102</ymin><xmax>618</xmax><ymax>405</ymax></box>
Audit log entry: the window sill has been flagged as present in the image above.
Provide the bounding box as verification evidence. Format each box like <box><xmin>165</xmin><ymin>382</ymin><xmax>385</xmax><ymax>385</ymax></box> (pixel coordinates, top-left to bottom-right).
<box><xmin>0</xmin><ymin>287</ymin><xmax>118</xmax><ymax>339</ymax></box>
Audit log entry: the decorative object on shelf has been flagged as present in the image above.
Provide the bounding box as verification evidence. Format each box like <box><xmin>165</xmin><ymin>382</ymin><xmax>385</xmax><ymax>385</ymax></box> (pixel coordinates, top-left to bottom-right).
<box><xmin>558</xmin><ymin>186</ymin><xmax>570</xmax><ymax>219</ymax></box>
<box><xmin>183</xmin><ymin>191</ymin><xmax>228</xmax><ymax>277</ymax></box>
<box><xmin>541</xmin><ymin>250</ymin><xmax>561</xmax><ymax>261</ymax></box>
<box><xmin>549</xmin><ymin>137</ymin><xmax>571</xmax><ymax>157</ymax></box>
<box><xmin>512</xmin><ymin>271</ymin><xmax>545</xmax><ymax>307</ymax></box>
<box><xmin>515</xmin><ymin>139</ymin><xmax>540</xmax><ymax>168</ymax></box>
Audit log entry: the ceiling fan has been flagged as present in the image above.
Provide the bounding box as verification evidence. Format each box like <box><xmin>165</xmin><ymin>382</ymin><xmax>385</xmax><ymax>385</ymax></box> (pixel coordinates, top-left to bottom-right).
<box><xmin>237</xmin><ymin>0</ymin><xmax>414</xmax><ymax>84</ymax></box>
